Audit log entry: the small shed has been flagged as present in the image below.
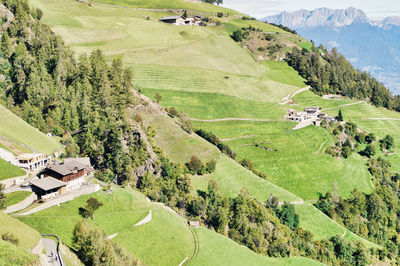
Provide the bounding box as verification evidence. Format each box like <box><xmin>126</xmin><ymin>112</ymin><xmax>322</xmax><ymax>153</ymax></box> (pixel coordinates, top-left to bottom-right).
<box><xmin>30</xmin><ymin>177</ymin><xmax>66</xmax><ymax>200</ymax></box>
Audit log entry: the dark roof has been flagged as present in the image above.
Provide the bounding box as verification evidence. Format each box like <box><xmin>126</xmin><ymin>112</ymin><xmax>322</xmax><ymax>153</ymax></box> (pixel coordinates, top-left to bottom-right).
<box><xmin>30</xmin><ymin>177</ymin><xmax>66</xmax><ymax>191</ymax></box>
<box><xmin>63</xmin><ymin>158</ymin><xmax>92</xmax><ymax>169</ymax></box>
<box><xmin>160</xmin><ymin>16</ymin><xmax>183</xmax><ymax>21</ymax></box>
<box><xmin>47</xmin><ymin>161</ymin><xmax>86</xmax><ymax>176</ymax></box>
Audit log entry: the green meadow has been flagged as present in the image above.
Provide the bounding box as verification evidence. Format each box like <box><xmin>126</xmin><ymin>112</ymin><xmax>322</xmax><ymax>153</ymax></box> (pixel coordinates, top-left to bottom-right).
<box><xmin>19</xmin><ymin>188</ymin><xmax>194</xmax><ymax>266</ymax></box>
<box><xmin>193</xmin><ymin>120</ymin><xmax>373</xmax><ymax>200</ymax></box>
<box><xmin>0</xmin><ymin>239</ymin><xmax>39</xmax><ymax>266</ymax></box>
<box><xmin>5</xmin><ymin>191</ymin><xmax>32</xmax><ymax>207</ymax></box>
<box><xmin>0</xmin><ymin>104</ymin><xmax>62</xmax><ymax>155</ymax></box>
<box><xmin>0</xmin><ymin>158</ymin><xmax>25</xmax><ymax>181</ymax></box>
<box><xmin>193</xmin><ymin>226</ymin><xmax>324</xmax><ymax>266</ymax></box>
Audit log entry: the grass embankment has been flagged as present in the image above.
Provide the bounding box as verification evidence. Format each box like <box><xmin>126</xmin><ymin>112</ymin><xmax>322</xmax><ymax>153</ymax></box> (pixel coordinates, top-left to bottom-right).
<box><xmin>0</xmin><ymin>104</ymin><xmax>62</xmax><ymax>154</ymax></box>
<box><xmin>0</xmin><ymin>212</ymin><xmax>41</xmax><ymax>250</ymax></box>
<box><xmin>5</xmin><ymin>191</ymin><xmax>32</xmax><ymax>207</ymax></box>
<box><xmin>0</xmin><ymin>158</ymin><xmax>25</xmax><ymax>181</ymax></box>
<box><xmin>19</xmin><ymin>188</ymin><xmax>194</xmax><ymax>266</ymax></box>
<box><xmin>0</xmin><ymin>239</ymin><xmax>39</xmax><ymax>266</ymax></box>
<box><xmin>192</xmin><ymin>226</ymin><xmax>323</xmax><ymax>266</ymax></box>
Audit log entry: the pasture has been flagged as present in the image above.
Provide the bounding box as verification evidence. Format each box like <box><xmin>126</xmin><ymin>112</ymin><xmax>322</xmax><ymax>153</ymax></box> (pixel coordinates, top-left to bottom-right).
<box><xmin>0</xmin><ymin>105</ymin><xmax>62</xmax><ymax>155</ymax></box>
<box><xmin>5</xmin><ymin>191</ymin><xmax>32</xmax><ymax>207</ymax></box>
<box><xmin>0</xmin><ymin>158</ymin><xmax>25</xmax><ymax>181</ymax></box>
<box><xmin>193</xmin><ymin>226</ymin><xmax>323</xmax><ymax>266</ymax></box>
<box><xmin>18</xmin><ymin>188</ymin><xmax>194</xmax><ymax>266</ymax></box>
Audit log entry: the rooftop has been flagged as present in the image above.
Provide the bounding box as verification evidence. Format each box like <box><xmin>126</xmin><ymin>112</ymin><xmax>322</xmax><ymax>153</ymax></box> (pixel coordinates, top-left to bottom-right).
<box><xmin>160</xmin><ymin>16</ymin><xmax>183</xmax><ymax>21</ymax></box>
<box><xmin>30</xmin><ymin>177</ymin><xmax>66</xmax><ymax>191</ymax></box>
<box><xmin>63</xmin><ymin>157</ymin><xmax>92</xmax><ymax>169</ymax></box>
<box><xmin>47</xmin><ymin>161</ymin><xmax>86</xmax><ymax>176</ymax></box>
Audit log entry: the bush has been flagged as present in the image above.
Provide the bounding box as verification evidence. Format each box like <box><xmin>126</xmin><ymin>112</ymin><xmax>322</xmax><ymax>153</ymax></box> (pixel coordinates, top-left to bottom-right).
<box><xmin>240</xmin><ymin>158</ymin><xmax>253</xmax><ymax>170</ymax></box>
<box><xmin>179</xmin><ymin>113</ymin><xmax>193</xmax><ymax>134</ymax></box>
<box><xmin>231</xmin><ymin>29</ymin><xmax>243</xmax><ymax>42</ymax></box>
<box><xmin>205</xmin><ymin>159</ymin><xmax>217</xmax><ymax>173</ymax></box>
<box><xmin>186</xmin><ymin>156</ymin><xmax>203</xmax><ymax>174</ymax></box>
<box><xmin>215</xmin><ymin>21</ymin><xmax>221</xmax><ymax>26</ymax></box>
<box><xmin>167</xmin><ymin>107</ymin><xmax>179</xmax><ymax>117</ymax></box>
<box><xmin>365</xmin><ymin>133</ymin><xmax>376</xmax><ymax>144</ymax></box>
<box><xmin>360</xmin><ymin>144</ymin><xmax>376</xmax><ymax>158</ymax></box>
<box><xmin>217</xmin><ymin>12</ymin><xmax>223</xmax><ymax>18</ymax></box>
<box><xmin>2</xmin><ymin>233</ymin><xmax>19</xmax><ymax>245</ymax></box>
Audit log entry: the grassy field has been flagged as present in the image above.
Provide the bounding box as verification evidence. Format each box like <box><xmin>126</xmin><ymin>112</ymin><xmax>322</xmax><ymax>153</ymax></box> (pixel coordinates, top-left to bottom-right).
<box><xmin>19</xmin><ymin>188</ymin><xmax>194</xmax><ymax>266</ymax></box>
<box><xmin>294</xmin><ymin>90</ymin><xmax>400</xmax><ymax>170</ymax></box>
<box><xmin>5</xmin><ymin>191</ymin><xmax>32</xmax><ymax>207</ymax></box>
<box><xmin>0</xmin><ymin>212</ymin><xmax>41</xmax><ymax>250</ymax></box>
<box><xmin>0</xmin><ymin>158</ymin><xmax>25</xmax><ymax>181</ymax></box>
<box><xmin>193</xmin><ymin>121</ymin><xmax>373</xmax><ymax>200</ymax></box>
<box><xmin>0</xmin><ymin>239</ymin><xmax>39</xmax><ymax>266</ymax></box>
<box><xmin>0</xmin><ymin>104</ymin><xmax>62</xmax><ymax>155</ymax></box>
<box><xmin>192</xmin><ymin>155</ymin><xmax>301</xmax><ymax>203</ymax></box>
<box><xmin>192</xmin><ymin>226</ymin><xmax>323</xmax><ymax>266</ymax></box>
<box><xmin>142</xmin><ymin>114</ymin><xmax>220</xmax><ymax>163</ymax></box>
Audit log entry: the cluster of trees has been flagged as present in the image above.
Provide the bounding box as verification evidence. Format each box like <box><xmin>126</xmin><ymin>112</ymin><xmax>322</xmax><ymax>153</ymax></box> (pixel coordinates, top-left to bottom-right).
<box><xmin>315</xmin><ymin>157</ymin><xmax>400</xmax><ymax>261</ymax></box>
<box><xmin>323</xmin><ymin>112</ymin><xmax>393</xmax><ymax>159</ymax></box>
<box><xmin>0</xmin><ymin>0</ymin><xmax>150</xmax><ymax>184</ymax></box>
<box><xmin>286</xmin><ymin>46</ymin><xmax>400</xmax><ymax>111</ymax></box>
<box><xmin>73</xmin><ymin>219</ymin><xmax>138</xmax><ymax>266</ymax></box>
<box><xmin>195</xmin><ymin>129</ymin><xmax>236</xmax><ymax>159</ymax></box>
<box><xmin>186</xmin><ymin>155</ymin><xmax>216</xmax><ymax>175</ymax></box>
<box><xmin>266</xmin><ymin>22</ymin><xmax>297</xmax><ymax>34</ymax></box>
<box><xmin>136</xmin><ymin>151</ymin><xmax>376</xmax><ymax>264</ymax></box>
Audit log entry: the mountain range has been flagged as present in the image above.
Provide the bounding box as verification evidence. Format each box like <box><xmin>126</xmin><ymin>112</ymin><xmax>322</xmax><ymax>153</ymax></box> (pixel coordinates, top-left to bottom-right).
<box><xmin>264</xmin><ymin>7</ymin><xmax>400</xmax><ymax>94</ymax></box>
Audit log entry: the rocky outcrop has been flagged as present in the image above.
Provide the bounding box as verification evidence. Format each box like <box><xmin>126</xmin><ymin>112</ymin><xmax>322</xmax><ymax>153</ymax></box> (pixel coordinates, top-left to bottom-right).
<box><xmin>0</xmin><ymin>3</ymin><xmax>14</xmax><ymax>32</ymax></box>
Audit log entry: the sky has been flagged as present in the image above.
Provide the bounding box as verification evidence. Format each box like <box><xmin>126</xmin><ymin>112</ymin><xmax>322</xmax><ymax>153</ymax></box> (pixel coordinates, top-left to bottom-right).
<box><xmin>222</xmin><ymin>0</ymin><xmax>400</xmax><ymax>19</ymax></box>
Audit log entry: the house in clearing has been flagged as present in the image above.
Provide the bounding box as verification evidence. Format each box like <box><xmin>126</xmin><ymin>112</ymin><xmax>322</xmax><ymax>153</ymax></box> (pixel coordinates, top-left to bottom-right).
<box><xmin>38</xmin><ymin>158</ymin><xmax>93</xmax><ymax>192</ymax></box>
<box><xmin>159</xmin><ymin>16</ymin><xmax>185</xmax><ymax>25</ymax></box>
<box><xmin>287</xmin><ymin>107</ymin><xmax>335</xmax><ymax>126</ymax></box>
<box><xmin>17</xmin><ymin>153</ymin><xmax>51</xmax><ymax>171</ymax></box>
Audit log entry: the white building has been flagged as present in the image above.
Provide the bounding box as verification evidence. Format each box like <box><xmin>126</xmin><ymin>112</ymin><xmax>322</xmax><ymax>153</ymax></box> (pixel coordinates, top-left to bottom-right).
<box><xmin>17</xmin><ymin>153</ymin><xmax>51</xmax><ymax>171</ymax></box>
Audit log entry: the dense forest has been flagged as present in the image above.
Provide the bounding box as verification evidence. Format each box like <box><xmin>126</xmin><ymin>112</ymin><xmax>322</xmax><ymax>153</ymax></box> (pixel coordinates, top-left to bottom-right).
<box><xmin>286</xmin><ymin>46</ymin><xmax>400</xmax><ymax>110</ymax></box>
<box><xmin>0</xmin><ymin>0</ymin><xmax>149</xmax><ymax>183</ymax></box>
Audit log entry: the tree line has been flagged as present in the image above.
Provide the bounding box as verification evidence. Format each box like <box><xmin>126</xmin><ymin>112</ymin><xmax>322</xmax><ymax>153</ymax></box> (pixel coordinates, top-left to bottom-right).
<box><xmin>286</xmin><ymin>46</ymin><xmax>400</xmax><ymax>111</ymax></box>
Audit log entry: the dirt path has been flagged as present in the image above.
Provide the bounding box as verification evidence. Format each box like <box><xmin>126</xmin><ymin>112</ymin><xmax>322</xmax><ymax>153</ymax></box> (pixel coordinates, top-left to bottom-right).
<box><xmin>105</xmin><ymin>233</ymin><xmax>119</xmax><ymax>240</ymax></box>
<box><xmin>220</xmin><ymin>135</ymin><xmax>259</xmax><ymax>142</ymax></box>
<box><xmin>314</xmin><ymin>140</ymin><xmax>328</xmax><ymax>154</ymax></box>
<box><xmin>191</xmin><ymin>118</ymin><xmax>278</xmax><ymax>122</ymax></box>
<box><xmin>279</xmin><ymin>86</ymin><xmax>310</xmax><ymax>105</ymax></box>
<box><xmin>134</xmin><ymin>210</ymin><xmax>152</xmax><ymax>226</ymax></box>
<box><xmin>323</xmin><ymin>101</ymin><xmax>363</xmax><ymax>111</ymax></box>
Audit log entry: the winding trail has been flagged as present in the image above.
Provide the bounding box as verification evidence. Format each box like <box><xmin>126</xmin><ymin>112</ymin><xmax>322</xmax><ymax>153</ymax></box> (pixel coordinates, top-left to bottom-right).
<box><xmin>191</xmin><ymin>118</ymin><xmax>279</xmax><ymax>122</ymax></box>
<box><xmin>105</xmin><ymin>233</ymin><xmax>119</xmax><ymax>240</ymax></box>
<box><xmin>323</xmin><ymin>101</ymin><xmax>363</xmax><ymax>111</ymax></box>
<box><xmin>279</xmin><ymin>86</ymin><xmax>310</xmax><ymax>105</ymax></box>
<box><xmin>314</xmin><ymin>140</ymin><xmax>328</xmax><ymax>154</ymax></box>
<box><xmin>220</xmin><ymin>135</ymin><xmax>259</xmax><ymax>142</ymax></box>
<box><xmin>134</xmin><ymin>210</ymin><xmax>152</xmax><ymax>226</ymax></box>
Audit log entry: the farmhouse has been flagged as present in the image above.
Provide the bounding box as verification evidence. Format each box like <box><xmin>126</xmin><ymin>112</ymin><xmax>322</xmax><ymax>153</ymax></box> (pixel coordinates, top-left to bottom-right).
<box><xmin>30</xmin><ymin>177</ymin><xmax>66</xmax><ymax>200</ymax></box>
<box><xmin>39</xmin><ymin>158</ymin><xmax>93</xmax><ymax>191</ymax></box>
<box><xmin>17</xmin><ymin>153</ymin><xmax>51</xmax><ymax>171</ymax></box>
<box><xmin>159</xmin><ymin>16</ymin><xmax>185</xmax><ymax>25</ymax></box>
<box><xmin>287</xmin><ymin>107</ymin><xmax>336</xmax><ymax>126</ymax></box>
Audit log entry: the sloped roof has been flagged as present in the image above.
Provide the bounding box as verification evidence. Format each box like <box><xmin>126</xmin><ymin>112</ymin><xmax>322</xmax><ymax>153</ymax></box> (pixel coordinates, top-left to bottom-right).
<box><xmin>63</xmin><ymin>157</ymin><xmax>91</xmax><ymax>169</ymax></box>
<box><xmin>30</xmin><ymin>177</ymin><xmax>66</xmax><ymax>191</ymax></box>
<box><xmin>160</xmin><ymin>16</ymin><xmax>183</xmax><ymax>21</ymax></box>
<box><xmin>47</xmin><ymin>161</ymin><xmax>86</xmax><ymax>176</ymax></box>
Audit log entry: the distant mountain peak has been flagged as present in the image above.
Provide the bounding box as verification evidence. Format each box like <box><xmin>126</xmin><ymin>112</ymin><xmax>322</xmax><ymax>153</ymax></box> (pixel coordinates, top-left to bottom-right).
<box><xmin>264</xmin><ymin>7</ymin><xmax>369</xmax><ymax>29</ymax></box>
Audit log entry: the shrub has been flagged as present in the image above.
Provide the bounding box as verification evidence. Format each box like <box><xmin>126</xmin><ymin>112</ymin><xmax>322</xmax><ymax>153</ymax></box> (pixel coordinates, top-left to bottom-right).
<box><xmin>365</xmin><ymin>133</ymin><xmax>376</xmax><ymax>144</ymax></box>
<box><xmin>186</xmin><ymin>156</ymin><xmax>203</xmax><ymax>174</ymax></box>
<box><xmin>217</xmin><ymin>12</ymin><xmax>223</xmax><ymax>18</ymax></box>
<box><xmin>240</xmin><ymin>158</ymin><xmax>254</xmax><ymax>170</ymax></box>
<box><xmin>167</xmin><ymin>107</ymin><xmax>179</xmax><ymax>117</ymax></box>
<box><xmin>231</xmin><ymin>29</ymin><xmax>243</xmax><ymax>42</ymax></box>
<box><xmin>215</xmin><ymin>21</ymin><xmax>221</xmax><ymax>26</ymax></box>
<box><xmin>205</xmin><ymin>159</ymin><xmax>217</xmax><ymax>173</ymax></box>
<box><xmin>360</xmin><ymin>144</ymin><xmax>376</xmax><ymax>158</ymax></box>
<box><xmin>2</xmin><ymin>233</ymin><xmax>19</xmax><ymax>245</ymax></box>
<box><xmin>179</xmin><ymin>113</ymin><xmax>193</xmax><ymax>134</ymax></box>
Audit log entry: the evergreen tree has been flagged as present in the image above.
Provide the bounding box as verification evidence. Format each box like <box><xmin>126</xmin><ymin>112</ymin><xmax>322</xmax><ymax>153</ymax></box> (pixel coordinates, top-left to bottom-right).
<box><xmin>337</xmin><ymin>109</ymin><xmax>343</xmax><ymax>121</ymax></box>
